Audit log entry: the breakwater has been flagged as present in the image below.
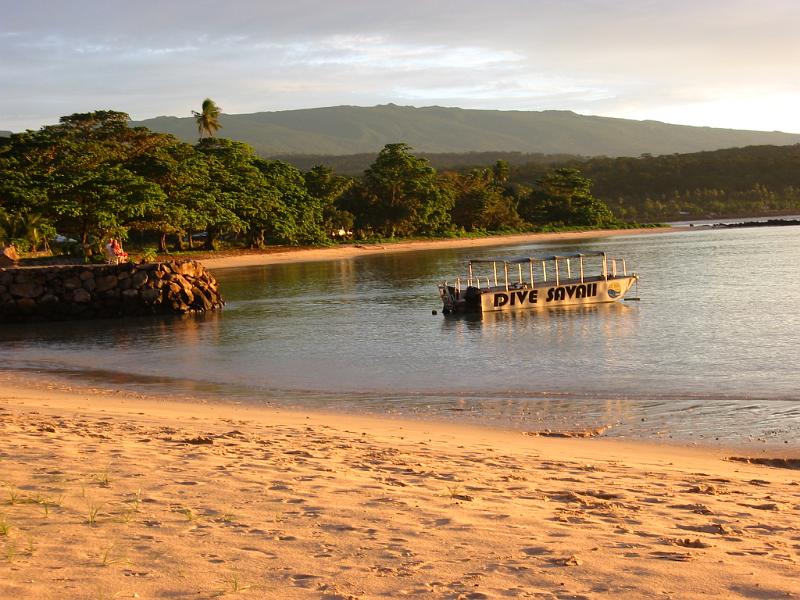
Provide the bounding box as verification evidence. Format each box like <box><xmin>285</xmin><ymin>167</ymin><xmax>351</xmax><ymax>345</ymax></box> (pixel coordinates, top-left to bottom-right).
<box><xmin>711</xmin><ymin>218</ymin><xmax>800</xmax><ymax>228</ymax></box>
<box><xmin>0</xmin><ymin>260</ymin><xmax>223</xmax><ymax>323</ymax></box>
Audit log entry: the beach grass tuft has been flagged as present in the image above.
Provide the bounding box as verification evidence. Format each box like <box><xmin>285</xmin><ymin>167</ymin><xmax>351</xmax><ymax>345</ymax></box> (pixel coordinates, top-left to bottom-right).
<box><xmin>99</xmin><ymin>543</ymin><xmax>126</xmax><ymax>567</ymax></box>
<box><xmin>177</xmin><ymin>506</ymin><xmax>200</xmax><ymax>522</ymax></box>
<box><xmin>446</xmin><ymin>483</ymin><xmax>464</xmax><ymax>500</ymax></box>
<box><xmin>36</xmin><ymin>494</ymin><xmax>61</xmax><ymax>518</ymax></box>
<box><xmin>215</xmin><ymin>573</ymin><xmax>251</xmax><ymax>596</ymax></box>
<box><xmin>6</xmin><ymin>487</ymin><xmax>20</xmax><ymax>506</ymax></box>
<box><xmin>94</xmin><ymin>465</ymin><xmax>112</xmax><ymax>488</ymax></box>
<box><xmin>5</xmin><ymin>540</ymin><xmax>17</xmax><ymax>563</ymax></box>
<box><xmin>127</xmin><ymin>489</ymin><xmax>142</xmax><ymax>512</ymax></box>
<box><xmin>86</xmin><ymin>499</ymin><xmax>103</xmax><ymax>526</ymax></box>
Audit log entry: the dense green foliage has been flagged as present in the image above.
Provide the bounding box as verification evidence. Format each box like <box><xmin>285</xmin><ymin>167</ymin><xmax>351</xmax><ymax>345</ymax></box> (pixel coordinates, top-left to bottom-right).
<box><xmin>282</xmin><ymin>144</ymin><xmax>800</xmax><ymax>223</ymax></box>
<box><xmin>340</xmin><ymin>143</ymin><xmax>455</xmax><ymax>237</ymax></box>
<box><xmin>517</xmin><ymin>169</ymin><xmax>616</xmax><ymax>228</ymax></box>
<box><xmin>273</xmin><ymin>151</ymin><xmax>579</xmax><ymax>176</ymax></box>
<box><xmin>0</xmin><ymin>110</ymin><xmax>628</xmax><ymax>255</ymax></box>
<box><xmin>7</xmin><ymin>109</ymin><xmax>796</xmax><ymax>255</ymax></box>
<box><xmin>509</xmin><ymin>145</ymin><xmax>800</xmax><ymax>221</ymax></box>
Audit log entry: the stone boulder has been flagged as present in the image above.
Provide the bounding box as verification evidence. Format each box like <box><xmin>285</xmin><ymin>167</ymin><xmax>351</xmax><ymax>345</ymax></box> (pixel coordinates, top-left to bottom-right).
<box><xmin>0</xmin><ymin>245</ymin><xmax>19</xmax><ymax>268</ymax></box>
<box><xmin>0</xmin><ymin>260</ymin><xmax>224</xmax><ymax>323</ymax></box>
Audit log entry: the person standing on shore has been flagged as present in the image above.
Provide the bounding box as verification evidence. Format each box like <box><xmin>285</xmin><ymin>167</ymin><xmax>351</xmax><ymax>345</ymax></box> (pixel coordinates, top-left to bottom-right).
<box><xmin>104</xmin><ymin>238</ymin><xmax>128</xmax><ymax>264</ymax></box>
<box><xmin>112</xmin><ymin>239</ymin><xmax>128</xmax><ymax>262</ymax></box>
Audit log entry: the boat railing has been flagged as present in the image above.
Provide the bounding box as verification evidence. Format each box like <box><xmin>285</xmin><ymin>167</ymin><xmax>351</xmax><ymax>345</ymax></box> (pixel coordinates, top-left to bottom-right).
<box><xmin>466</xmin><ymin>276</ymin><xmax>488</xmax><ymax>289</ymax></box>
<box><xmin>606</xmin><ymin>257</ymin><xmax>627</xmax><ymax>277</ymax></box>
<box><xmin>444</xmin><ymin>252</ymin><xmax>634</xmax><ymax>300</ymax></box>
<box><xmin>457</xmin><ymin>253</ymin><xmax>632</xmax><ymax>291</ymax></box>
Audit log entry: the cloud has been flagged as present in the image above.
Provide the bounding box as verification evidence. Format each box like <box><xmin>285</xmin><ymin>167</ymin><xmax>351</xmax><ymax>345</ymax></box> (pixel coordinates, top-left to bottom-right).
<box><xmin>1</xmin><ymin>0</ymin><xmax>799</xmax><ymax>132</ymax></box>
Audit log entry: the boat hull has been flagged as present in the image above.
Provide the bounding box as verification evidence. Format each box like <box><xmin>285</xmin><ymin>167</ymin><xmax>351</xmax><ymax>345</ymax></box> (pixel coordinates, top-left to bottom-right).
<box><xmin>441</xmin><ymin>276</ymin><xmax>637</xmax><ymax>313</ymax></box>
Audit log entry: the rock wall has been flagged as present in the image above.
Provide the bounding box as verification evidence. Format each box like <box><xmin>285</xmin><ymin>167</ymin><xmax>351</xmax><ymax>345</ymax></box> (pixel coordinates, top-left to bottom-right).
<box><xmin>0</xmin><ymin>260</ymin><xmax>224</xmax><ymax>323</ymax></box>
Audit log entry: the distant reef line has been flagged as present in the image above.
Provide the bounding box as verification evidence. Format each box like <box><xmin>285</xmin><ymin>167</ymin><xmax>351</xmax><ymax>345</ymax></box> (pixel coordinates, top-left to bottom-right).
<box><xmin>710</xmin><ymin>218</ymin><xmax>800</xmax><ymax>228</ymax></box>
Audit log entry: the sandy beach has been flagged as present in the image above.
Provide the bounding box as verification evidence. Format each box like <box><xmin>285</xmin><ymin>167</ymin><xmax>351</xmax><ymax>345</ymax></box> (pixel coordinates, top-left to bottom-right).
<box><xmin>199</xmin><ymin>228</ymin><xmax>677</xmax><ymax>270</ymax></box>
<box><xmin>1</xmin><ymin>372</ymin><xmax>798</xmax><ymax>599</ymax></box>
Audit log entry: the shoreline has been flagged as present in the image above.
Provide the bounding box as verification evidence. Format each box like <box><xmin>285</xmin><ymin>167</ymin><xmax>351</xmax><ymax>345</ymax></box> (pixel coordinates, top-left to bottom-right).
<box><xmin>200</xmin><ymin>227</ymin><xmax>679</xmax><ymax>270</ymax></box>
<box><xmin>3</xmin><ymin>370</ymin><xmax>790</xmax><ymax>470</ymax></box>
<box><xmin>3</xmin><ymin>369</ymin><xmax>797</xmax><ymax>455</ymax></box>
<box><xmin>1</xmin><ymin>371</ymin><xmax>799</xmax><ymax>599</ymax></box>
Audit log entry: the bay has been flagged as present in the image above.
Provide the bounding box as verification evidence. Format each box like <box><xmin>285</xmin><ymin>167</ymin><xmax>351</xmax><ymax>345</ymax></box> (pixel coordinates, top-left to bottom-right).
<box><xmin>2</xmin><ymin>226</ymin><xmax>799</xmax><ymax>447</ymax></box>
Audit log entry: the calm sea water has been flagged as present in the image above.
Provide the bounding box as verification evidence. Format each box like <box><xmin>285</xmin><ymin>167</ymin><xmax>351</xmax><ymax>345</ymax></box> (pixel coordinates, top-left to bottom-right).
<box><xmin>2</xmin><ymin>226</ymin><xmax>799</xmax><ymax>448</ymax></box>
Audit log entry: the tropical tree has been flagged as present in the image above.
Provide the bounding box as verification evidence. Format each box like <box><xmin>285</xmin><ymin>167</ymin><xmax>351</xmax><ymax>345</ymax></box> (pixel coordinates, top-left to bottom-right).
<box><xmin>518</xmin><ymin>168</ymin><xmax>616</xmax><ymax>228</ymax></box>
<box><xmin>0</xmin><ymin>111</ymin><xmax>166</xmax><ymax>246</ymax></box>
<box><xmin>492</xmin><ymin>159</ymin><xmax>510</xmax><ymax>183</ymax></box>
<box><xmin>450</xmin><ymin>167</ymin><xmax>524</xmax><ymax>232</ymax></box>
<box><xmin>343</xmin><ymin>143</ymin><xmax>453</xmax><ymax>237</ymax></box>
<box><xmin>0</xmin><ymin>208</ymin><xmax>55</xmax><ymax>252</ymax></box>
<box><xmin>254</xmin><ymin>160</ymin><xmax>327</xmax><ymax>246</ymax></box>
<box><xmin>192</xmin><ymin>98</ymin><xmax>223</xmax><ymax>140</ymax></box>
<box><xmin>305</xmin><ymin>165</ymin><xmax>354</xmax><ymax>237</ymax></box>
<box><xmin>0</xmin><ymin>153</ymin><xmax>49</xmax><ymax>218</ymax></box>
<box><xmin>194</xmin><ymin>138</ymin><xmax>259</xmax><ymax>249</ymax></box>
<box><xmin>0</xmin><ymin>149</ymin><xmax>55</xmax><ymax>251</ymax></box>
<box><xmin>127</xmin><ymin>134</ymin><xmax>215</xmax><ymax>252</ymax></box>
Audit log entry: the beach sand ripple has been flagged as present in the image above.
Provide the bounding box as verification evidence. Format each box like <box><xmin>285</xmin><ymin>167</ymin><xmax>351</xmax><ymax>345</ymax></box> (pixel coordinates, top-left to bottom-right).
<box><xmin>1</xmin><ymin>377</ymin><xmax>799</xmax><ymax>599</ymax></box>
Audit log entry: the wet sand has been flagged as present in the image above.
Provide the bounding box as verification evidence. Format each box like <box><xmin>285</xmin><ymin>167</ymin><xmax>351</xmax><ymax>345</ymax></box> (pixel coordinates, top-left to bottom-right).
<box><xmin>200</xmin><ymin>227</ymin><xmax>678</xmax><ymax>270</ymax></box>
<box><xmin>1</xmin><ymin>372</ymin><xmax>798</xmax><ymax>599</ymax></box>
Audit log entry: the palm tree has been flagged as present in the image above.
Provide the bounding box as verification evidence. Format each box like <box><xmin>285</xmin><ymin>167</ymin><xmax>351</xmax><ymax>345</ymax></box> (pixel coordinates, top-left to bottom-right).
<box><xmin>0</xmin><ymin>209</ymin><xmax>23</xmax><ymax>246</ymax></box>
<box><xmin>0</xmin><ymin>209</ymin><xmax>52</xmax><ymax>252</ymax></box>
<box><xmin>20</xmin><ymin>211</ymin><xmax>51</xmax><ymax>252</ymax></box>
<box><xmin>192</xmin><ymin>98</ymin><xmax>223</xmax><ymax>139</ymax></box>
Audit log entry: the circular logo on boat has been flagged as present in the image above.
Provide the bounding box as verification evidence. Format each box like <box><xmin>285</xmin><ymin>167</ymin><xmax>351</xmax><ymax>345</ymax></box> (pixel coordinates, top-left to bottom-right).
<box><xmin>607</xmin><ymin>282</ymin><xmax>622</xmax><ymax>298</ymax></box>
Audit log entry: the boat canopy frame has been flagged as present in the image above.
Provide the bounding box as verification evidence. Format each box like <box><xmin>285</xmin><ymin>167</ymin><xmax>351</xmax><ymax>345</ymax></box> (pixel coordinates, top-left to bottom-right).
<box><xmin>467</xmin><ymin>250</ymin><xmax>607</xmax><ymax>265</ymax></box>
<box><xmin>456</xmin><ymin>251</ymin><xmax>629</xmax><ymax>291</ymax></box>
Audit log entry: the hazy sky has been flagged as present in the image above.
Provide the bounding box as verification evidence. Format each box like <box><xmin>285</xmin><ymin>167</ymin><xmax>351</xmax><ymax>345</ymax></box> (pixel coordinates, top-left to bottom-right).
<box><xmin>2</xmin><ymin>0</ymin><xmax>799</xmax><ymax>132</ymax></box>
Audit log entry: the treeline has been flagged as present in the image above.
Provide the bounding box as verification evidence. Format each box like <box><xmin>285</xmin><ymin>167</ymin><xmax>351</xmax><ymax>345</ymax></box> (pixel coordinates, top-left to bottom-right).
<box><xmin>278</xmin><ymin>144</ymin><xmax>800</xmax><ymax>222</ymax></box>
<box><xmin>0</xmin><ymin>111</ymin><xmax>625</xmax><ymax>255</ymax></box>
<box><xmin>508</xmin><ymin>144</ymin><xmax>800</xmax><ymax>221</ymax></box>
<box><xmin>272</xmin><ymin>151</ymin><xmax>581</xmax><ymax>176</ymax></box>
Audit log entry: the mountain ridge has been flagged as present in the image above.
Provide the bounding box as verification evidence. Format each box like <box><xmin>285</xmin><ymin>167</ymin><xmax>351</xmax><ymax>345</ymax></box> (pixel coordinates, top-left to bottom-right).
<box><xmin>116</xmin><ymin>104</ymin><xmax>800</xmax><ymax>157</ymax></box>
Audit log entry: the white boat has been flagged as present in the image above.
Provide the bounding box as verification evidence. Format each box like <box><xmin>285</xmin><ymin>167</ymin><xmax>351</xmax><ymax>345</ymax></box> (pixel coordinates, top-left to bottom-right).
<box><xmin>438</xmin><ymin>250</ymin><xmax>638</xmax><ymax>314</ymax></box>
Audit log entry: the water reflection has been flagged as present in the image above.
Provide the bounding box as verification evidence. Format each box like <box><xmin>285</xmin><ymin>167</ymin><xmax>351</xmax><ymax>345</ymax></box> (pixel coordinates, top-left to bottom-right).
<box><xmin>2</xmin><ymin>226</ymin><xmax>800</xmax><ymax>447</ymax></box>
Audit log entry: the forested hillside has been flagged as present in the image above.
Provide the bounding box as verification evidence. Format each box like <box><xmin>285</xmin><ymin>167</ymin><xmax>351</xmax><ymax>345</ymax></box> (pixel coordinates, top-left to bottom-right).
<box><xmin>132</xmin><ymin>104</ymin><xmax>800</xmax><ymax>157</ymax></box>
<box><xmin>508</xmin><ymin>144</ymin><xmax>800</xmax><ymax>221</ymax></box>
<box><xmin>282</xmin><ymin>144</ymin><xmax>800</xmax><ymax>222</ymax></box>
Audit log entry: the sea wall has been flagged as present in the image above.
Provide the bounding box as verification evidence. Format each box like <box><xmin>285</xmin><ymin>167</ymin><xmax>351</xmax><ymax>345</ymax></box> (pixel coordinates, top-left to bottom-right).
<box><xmin>0</xmin><ymin>260</ymin><xmax>223</xmax><ymax>323</ymax></box>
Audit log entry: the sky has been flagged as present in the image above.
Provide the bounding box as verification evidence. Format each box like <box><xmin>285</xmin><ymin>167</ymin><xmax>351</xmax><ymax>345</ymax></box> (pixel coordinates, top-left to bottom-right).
<box><xmin>2</xmin><ymin>0</ymin><xmax>799</xmax><ymax>133</ymax></box>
